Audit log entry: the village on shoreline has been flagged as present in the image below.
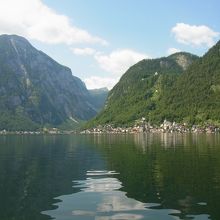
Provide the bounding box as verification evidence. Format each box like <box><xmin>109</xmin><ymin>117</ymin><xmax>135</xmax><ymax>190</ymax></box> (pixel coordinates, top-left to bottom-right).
<box><xmin>0</xmin><ymin>119</ymin><xmax>220</xmax><ymax>135</ymax></box>
<box><xmin>81</xmin><ymin>118</ymin><xmax>220</xmax><ymax>134</ymax></box>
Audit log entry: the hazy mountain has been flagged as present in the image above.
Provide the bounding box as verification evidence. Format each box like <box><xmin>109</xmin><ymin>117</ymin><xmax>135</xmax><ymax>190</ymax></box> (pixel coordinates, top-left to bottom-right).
<box><xmin>89</xmin><ymin>87</ymin><xmax>108</xmax><ymax>112</ymax></box>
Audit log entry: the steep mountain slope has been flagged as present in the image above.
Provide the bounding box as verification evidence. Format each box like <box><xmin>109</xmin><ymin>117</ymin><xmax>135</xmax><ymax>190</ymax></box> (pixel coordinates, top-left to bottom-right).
<box><xmin>165</xmin><ymin>40</ymin><xmax>220</xmax><ymax>124</ymax></box>
<box><xmin>89</xmin><ymin>87</ymin><xmax>108</xmax><ymax>112</ymax></box>
<box><xmin>88</xmin><ymin>52</ymin><xmax>198</xmax><ymax>126</ymax></box>
<box><xmin>0</xmin><ymin>34</ymin><xmax>97</xmax><ymax>130</ymax></box>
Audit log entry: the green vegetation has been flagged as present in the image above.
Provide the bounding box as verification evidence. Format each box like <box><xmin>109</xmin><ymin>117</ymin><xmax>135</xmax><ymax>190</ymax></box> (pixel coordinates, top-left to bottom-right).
<box><xmin>0</xmin><ymin>111</ymin><xmax>39</xmax><ymax>131</ymax></box>
<box><xmin>87</xmin><ymin>41</ymin><xmax>220</xmax><ymax>127</ymax></box>
<box><xmin>164</xmin><ymin>40</ymin><xmax>220</xmax><ymax>125</ymax></box>
<box><xmin>87</xmin><ymin>52</ymin><xmax>199</xmax><ymax>127</ymax></box>
<box><xmin>58</xmin><ymin>119</ymin><xmax>85</xmax><ymax>131</ymax></box>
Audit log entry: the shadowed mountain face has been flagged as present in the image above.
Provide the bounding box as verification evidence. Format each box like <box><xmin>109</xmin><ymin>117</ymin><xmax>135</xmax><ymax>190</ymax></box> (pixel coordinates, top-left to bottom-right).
<box><xmin>0</xmin><ymin>34</ymin><xmax>100</xmax><ymax>130</ymax></box>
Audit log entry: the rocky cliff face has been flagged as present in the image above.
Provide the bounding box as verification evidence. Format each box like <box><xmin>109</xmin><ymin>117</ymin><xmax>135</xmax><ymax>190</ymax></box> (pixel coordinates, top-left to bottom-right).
<box><xmin>0</xmin><ymin>34</ymin><xmax>97</xmax><ymax>129</ymax></box>
<box><xmin>169</xmin><ymin>52</ymin><xmax>197</xmax><ymax>70</ymax></box>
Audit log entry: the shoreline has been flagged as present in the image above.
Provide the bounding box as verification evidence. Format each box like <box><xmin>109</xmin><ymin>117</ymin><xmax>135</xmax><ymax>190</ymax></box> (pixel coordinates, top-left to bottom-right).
<box><xmin>0</xmin><ymin>131</ymin><xmax>219</xmax><ymax>136</ymax></box>
<box><xmin>1</xmin><ymin>120</ymin><xmax>220</xmax><ymax>135</ymax></box>
<box><xmin>81</xmin><ymin>120</ymin><xmax>220</xmax><ymax>134</ymax></box>
<box><xmin>1</xmin><ymin>130</ymin><xmax>219</xmax><ymax>136</ymax></box>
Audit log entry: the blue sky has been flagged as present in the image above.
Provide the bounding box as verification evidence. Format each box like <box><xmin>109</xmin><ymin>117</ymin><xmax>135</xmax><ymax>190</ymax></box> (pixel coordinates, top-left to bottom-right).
<box><xmin>0</xmin><ymin>0</ymin><xmax>219</xmax><ymax>89</ymax></box>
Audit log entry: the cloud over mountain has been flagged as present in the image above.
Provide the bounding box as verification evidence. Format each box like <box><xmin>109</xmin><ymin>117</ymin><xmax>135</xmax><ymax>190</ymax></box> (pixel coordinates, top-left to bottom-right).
<box><xmin>95</xmin><ymin>49</ymin><xmax>150</xmax><ymax>76</ymax></box>
<box><xmin>0</xmin><ymin>0</ymin><xmax>107</xmax><ymax>46</ymax></box>
<box><xmin>172</xmin><ymin>23</ymin><xmax>219</xmax><ymax>47</ymax></box>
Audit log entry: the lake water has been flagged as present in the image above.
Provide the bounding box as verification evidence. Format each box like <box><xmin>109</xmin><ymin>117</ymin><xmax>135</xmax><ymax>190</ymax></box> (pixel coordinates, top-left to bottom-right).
<box><xmin>0</xmin><ymin>133</ymin><xmax>220</xmax><ymax>220</ymax></box>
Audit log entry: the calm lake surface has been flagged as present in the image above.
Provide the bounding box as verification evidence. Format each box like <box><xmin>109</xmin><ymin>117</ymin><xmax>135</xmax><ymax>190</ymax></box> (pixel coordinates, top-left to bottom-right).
<box><xmin>0</xmin><ymin>133</ymin><xmax>220</xmax><ymax>220</ymax></box>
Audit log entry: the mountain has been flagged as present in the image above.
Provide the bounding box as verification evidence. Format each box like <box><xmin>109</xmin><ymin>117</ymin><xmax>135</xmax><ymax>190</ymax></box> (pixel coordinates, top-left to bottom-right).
<box><xmin>89</xmin><ymin>87</ymin><xmax>108</xmax><ymax>112</ymax></box>
<box><xmin>164</xmin><ymin>40</ymin><xmax>220</xmax><ymax>125</ymax></box>
<box><xmin>0</xmin><ymin>34</ymin><xmax>98</xmax><ymax>130</ymax></box>
<box><xmin>87</xmin><ymin>52</ymin><xmax>199</xmax><ymax>127</ymax></box>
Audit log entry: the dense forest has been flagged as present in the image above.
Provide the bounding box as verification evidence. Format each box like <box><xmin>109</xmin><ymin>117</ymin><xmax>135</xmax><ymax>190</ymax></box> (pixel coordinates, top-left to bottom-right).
<box><xmin>87</xmin><ymin>40</ymin><xmax>220</xmax><ymax>127</ymax></box>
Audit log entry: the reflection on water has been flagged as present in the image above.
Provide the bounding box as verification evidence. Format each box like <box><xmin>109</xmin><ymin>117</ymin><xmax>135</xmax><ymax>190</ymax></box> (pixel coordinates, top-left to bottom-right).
<box><xmin>76</xmin><ymin>170</ymin><xmax>121</xmax><ymax>192</ymax></box>
<box><xmin>133</xmin><ymin>133</ymin><xmax>220</xmax><ymax>151</ymax></box>
<box><xmin>43</xmin><ymin>170</ymin><xmax>183</xmax><ymax>220</ymax></box>
<box><xmin>0</xmin><ymin>134</ymin><xmax>220</xmax><ymax>220</ymax></box>
<box><xmin>87</xmin><ymin>170</ymin><xmax>119</xmax><ymax>176</ymax></box>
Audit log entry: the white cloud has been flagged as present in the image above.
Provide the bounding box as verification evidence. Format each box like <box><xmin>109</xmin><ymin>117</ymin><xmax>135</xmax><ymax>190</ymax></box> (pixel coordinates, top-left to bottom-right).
<box><xmin>84</xmin><ymin>76</ymin><xmax>119</xmax><ymax>90</ymax></box>
<box><xmin>172</xmin><ymin>23</ymin><xmax>219</xmax><ymax>47</ymax></box>
<box><xmin>167</xmin><ymin>47</ymin><xmax>181</xmax><ymax>55</ymax></box>
<box><xmin>83</xmin><ymin>49</ymin><xmax>150</xmax><ymax>89</ymax></box>
<box><xmin>0</xmin><ymin>0</ymin><xmax>107</xmax><ymax>45</ymax></box>
<box><xmin>95</xmin><ymin>49</ymin><xmax>150</xmax><ymax>76</ymax></box>
<box><xmin>72</xmin><ymin>47</ymin><xmax>96</xmax><ymax>56</ymax></box>
<box><xmin>79</xmin><ymin>48</ymin><xmax>150</xmax><ymax>89</ymax></box>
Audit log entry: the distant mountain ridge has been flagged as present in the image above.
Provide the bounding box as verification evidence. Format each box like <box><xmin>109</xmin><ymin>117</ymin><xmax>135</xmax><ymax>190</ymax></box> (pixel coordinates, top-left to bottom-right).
<box><xmin>89</xmin><ymin>87</ymin><xmax>108</xmax><ymax>112</ymax></box>
<box><xmin>0</xmin><ymin>34</ymin><xmax>106</xmax><ymax>130</ymax></box>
